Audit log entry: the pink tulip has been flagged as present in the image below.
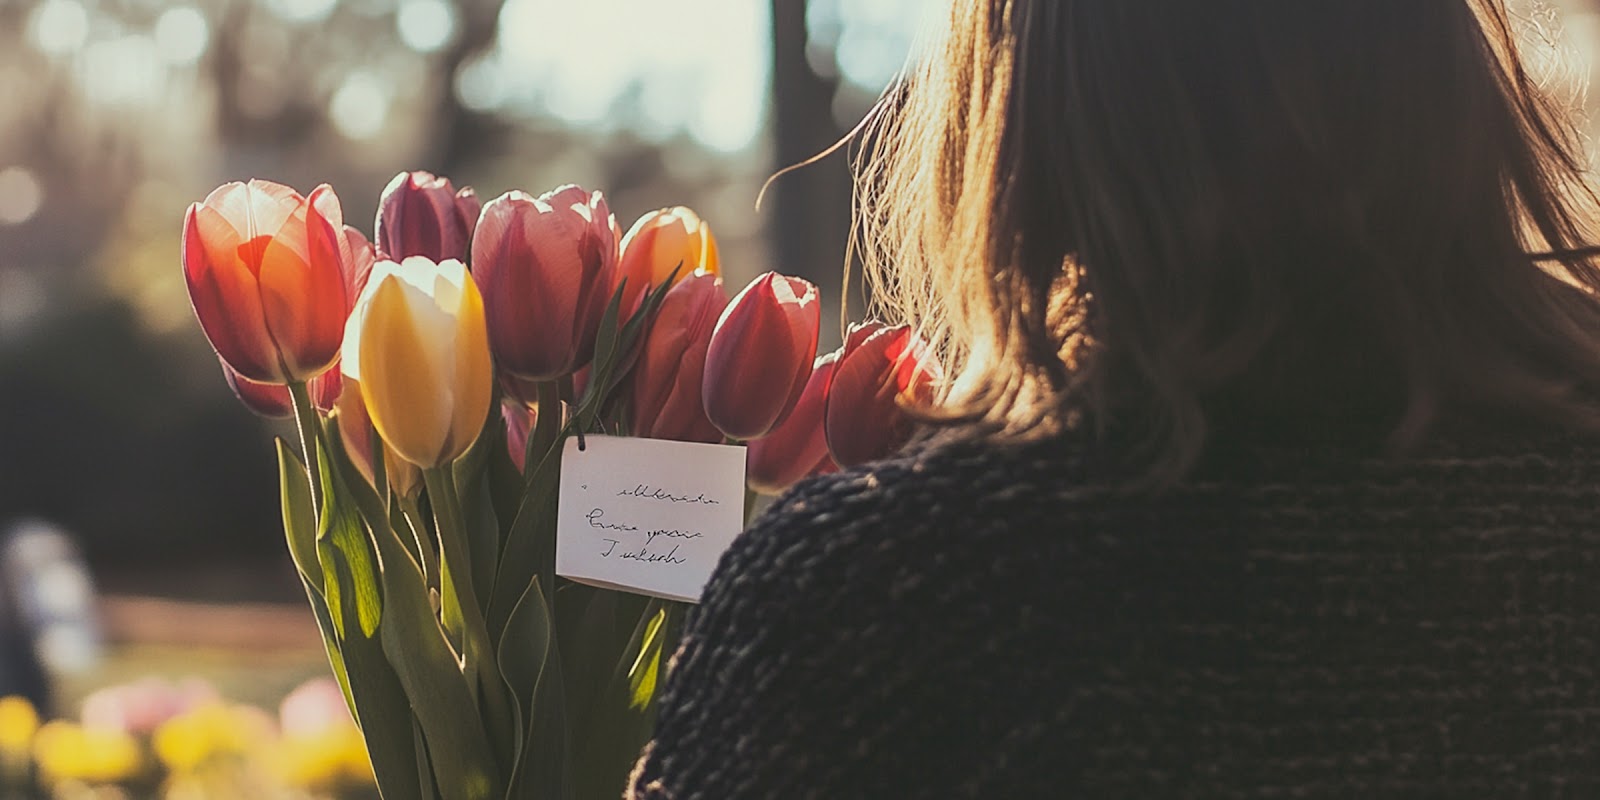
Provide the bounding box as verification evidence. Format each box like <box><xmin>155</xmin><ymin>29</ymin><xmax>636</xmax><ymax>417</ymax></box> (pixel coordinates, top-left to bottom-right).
<box><xmin>473</xmin><ymin>185</ymin><xmax>620</xmax><ymax>381</ymax></box>
<box><xmin>631</xmin><ymin>272</ymin><xmax>728</xmax><ymax>443</ymax></box>
<box><xmin>824</xmin><ymin>322</ymin><xmax>940</xmax><ymax>467</ymax></box>
<box><xmin>182</xmin><ymin>180</ymin><xmax>346</xmax><ymax>383</ymax></box>
<box><xmin>702</xmin><ymin>273</ymin><xmax>820</xmax><ymax>440</ymax></box>
<box><xmin>81</xmin><ymin>678</ymin><xmax>218</xmax><ymax>736</ymax></box>
<box><xmin>745</xmin><ymin>351</ymin><xmax>839</xmax><ymax>494</ymax></box>
<box><xmin>374</xmin><ymin>171</ymin><xmax>480</xmax><ymax>263</ymax></box>
<box><xmin>279</xmin><ymin>678</ymin><xmax>355</xmax><ymax>738</ymax></box>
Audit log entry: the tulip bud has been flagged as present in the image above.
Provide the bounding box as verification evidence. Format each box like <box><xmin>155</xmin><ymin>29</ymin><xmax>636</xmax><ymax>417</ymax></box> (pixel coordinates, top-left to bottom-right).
<box><xmin>617</xmin><ymin>206</ymin><xmax>720</xmax><ymax>315</ymax></box>
<box><xmin>824</xmin><ymin>322</ymin><xmax>941</xmax><ymax>467</ymax></box>
<box><xmin>374</xmin><ymin>171</ymin><xmax>480</xmax><ymax>263</ymax></box>
<box><xmin>183</xmin><ymin>180</ymin><xmax>347</xmax><ymax>384</ymax></box>
<box><xmin>473</xmin><ymin>185</ymin><xmax>619</xmax><ymax>381</ymax></box>
<box><xmin>745</xmin><ymin>351</ymin><xmax>840</xmax><ymax>494</ymax></box>
<box><xmin>702</xmin><ymin>272</ymin><xmax>821</xmax><ymax>440</ymax></box>
<box><xmin>629</xmin><ymin>272</ymin><xmax>728</xmax><ymax>443</ymax></box>
<box><xmin>345</xmin><ymin>257</ymin><xmax>494</xmax><ymax>469</ymax></box>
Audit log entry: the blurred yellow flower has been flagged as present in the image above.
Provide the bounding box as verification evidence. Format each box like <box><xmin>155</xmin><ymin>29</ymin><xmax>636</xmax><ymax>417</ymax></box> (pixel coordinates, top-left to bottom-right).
<box><xmin>268</xmin><ymin>726</ymin><xmax>373</xmax><ymax>789</ymax></box>
<box><xmin>152</xmin><ymin>704</ymin><xmax>270</xmax><ymax>775</ymax></box>
<box><xmin>0</xmin><ymin>696</ymin><xmax>39</xmax><ymax>754</ymax></box>
<box><xmin>32</xmin><ymin>720</ymin><xmax>143</xmax><ymax>784</ymax></box>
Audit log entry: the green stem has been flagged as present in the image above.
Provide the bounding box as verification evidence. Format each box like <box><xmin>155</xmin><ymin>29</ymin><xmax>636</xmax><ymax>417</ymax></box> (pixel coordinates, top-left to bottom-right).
<box><xmin>287</xmin><ymin>381</ymin><xmax>325</xmax><ymax>521</ymax></box>
<box><xmin>424</xmin><ymin>466</ymin><xmax>512</xmax><ymax>709</ymax></box>
<box><xmin>398</xmin><ymin>495</ymin><xmax>440</xmax><ymax>593</ymax></box>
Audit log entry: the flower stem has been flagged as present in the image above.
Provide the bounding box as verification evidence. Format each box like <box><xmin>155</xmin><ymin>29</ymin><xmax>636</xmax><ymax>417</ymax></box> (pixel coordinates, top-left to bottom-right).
<box><xmin>287</xmin><ymin>381</ymin><xmax>325</xmax><ymax>521</ymax></box>
<box><xmin>424</xmin><ymin>465</ymin><xmax>499</xmax><ymax>701</ymax></box>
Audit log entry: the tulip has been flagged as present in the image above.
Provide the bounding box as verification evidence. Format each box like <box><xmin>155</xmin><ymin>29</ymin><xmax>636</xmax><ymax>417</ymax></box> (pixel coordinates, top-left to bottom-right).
<box><xmin>702</xmin><ymin>272</ymin><xmax>821</xmax><ymax>439</ymax></box>
<box><xmin>182</xmin><ymin>180</ymin><xmax>347</xmax><ymax>383</ymax></box>
<box><xmin>345</xmin><ymin>256</ymin><xmax>494</xmax><ymax>469</ymax></box>
<box><xmin>502</xmin><ymin>400</ymin><xmax>537</xmax><ymax>472</ymax></box>
<box><xmin>374</xmin><ymin>171</ymin><xmax>480</xmax><ymax>262</ymax></box>
<box><xmin>617</xmin><ymin>206</ymin><xmax>720</xmax><ymax>315</ymax></box>
<box><xmin>746</xmin><ymin>351</ymin><xmax>839</xmax><ymax>494</ymax></box>
<box><xmin>472</xmin><ymin>185</ymin><xmax>619</xmax><ymax>381</ymax></box>
<box><xmin>335</xmin><ymin>375</ymin><xmax>423</xmax><ymax>498</ymax></box>
<box><xmin>824</xmin><ymin>322</ymin><xmax>941</xmax><ymax>467</ymax></box>
<box><xmin>630</xmin><ymin>272</ymin><xmax>728</xmax><ymax>443</ymax></box>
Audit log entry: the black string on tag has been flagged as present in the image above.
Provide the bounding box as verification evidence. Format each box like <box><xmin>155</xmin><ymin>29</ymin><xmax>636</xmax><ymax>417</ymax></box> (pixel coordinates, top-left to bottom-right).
<box><xmin>576</xmin><ymin>428</ymin><xmax>587</xmax><ymax>452</ymax></box>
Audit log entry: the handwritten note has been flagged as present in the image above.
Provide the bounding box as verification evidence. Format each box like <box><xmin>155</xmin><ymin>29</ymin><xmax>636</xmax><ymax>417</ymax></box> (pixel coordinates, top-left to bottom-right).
<box><xmin>555</xmin><ymin>435</ymin><xmax>747</xmax><ymax>603</ymax></box>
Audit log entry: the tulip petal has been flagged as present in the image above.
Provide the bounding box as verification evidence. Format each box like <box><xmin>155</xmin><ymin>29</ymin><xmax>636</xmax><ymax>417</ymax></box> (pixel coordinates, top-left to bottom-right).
<box><xmin>746</xmin><ymin>351</ymin><xmax>838</xmax><ymax>494</ymax></box>
<box><xmin>185</xmin><ymin>203</ymin><xmax>283</xmax><ymax>382</ymax></box>
<box><xmin>359</xmin><ymin>274</ymin><xmax>454</xmax><ymax>467</ymax></box>
<box><xmin>440</xmin><ymin>260</ymin><xmax>494</xmax><ymax>462</ymax></box>
<box><xmin>257</xmin><ymin>192</ymin><xmax>346</xmax><ymax>377</ymax></box>
<box><xmin>702</xmin><ymin>273</ymin><xmax>821</xmax><ymax>439</ymax></box>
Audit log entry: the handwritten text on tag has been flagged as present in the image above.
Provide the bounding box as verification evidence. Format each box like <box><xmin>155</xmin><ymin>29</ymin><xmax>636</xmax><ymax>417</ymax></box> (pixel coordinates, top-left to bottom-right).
<box><xmin>555</xmin><ymin>435</ymin><xmax>747</xmax><ymax>603</ymax></box>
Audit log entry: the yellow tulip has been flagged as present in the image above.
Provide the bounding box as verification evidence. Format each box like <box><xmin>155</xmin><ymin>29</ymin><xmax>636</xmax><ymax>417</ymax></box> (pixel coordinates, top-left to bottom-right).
<box><xmin>0</xmin><ymin>696</ymin><xmax>38</xmax><ymax>755</ymax></box>
<box><xmin>32</xmin><ymin>721</ymin><xmax>142</xmax><ymax>784</ymax></box>
<box><xmin>345</xmin><ymin>256</ymin><xmax>493</xmax><ymax>469</ymax></box>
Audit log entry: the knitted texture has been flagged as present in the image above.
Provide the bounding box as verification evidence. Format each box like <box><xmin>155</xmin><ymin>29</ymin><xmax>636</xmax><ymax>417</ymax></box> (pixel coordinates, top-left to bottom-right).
<box><xmin>628</xmin><ymin>430</ymin><xmax>1600</xmax><ymax>799</ymax></box>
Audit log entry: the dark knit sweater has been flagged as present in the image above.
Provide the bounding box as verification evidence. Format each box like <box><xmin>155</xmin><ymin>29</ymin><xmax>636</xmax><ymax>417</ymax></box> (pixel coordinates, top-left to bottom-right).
<box><xmin>628</xmin><ymin>429</ymin><xmax>1600</xmax><ymax>798</ymax></box>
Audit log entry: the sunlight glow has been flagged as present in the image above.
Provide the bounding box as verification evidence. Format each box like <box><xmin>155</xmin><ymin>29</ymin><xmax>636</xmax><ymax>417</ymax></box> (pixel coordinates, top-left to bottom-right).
<box><xmin>154</xmin><ymin>7</ymin><xmax>211</xmax><ymax>67</ymax></box>
<box><xmin>329</xmin><ymin>72</ymin><xmax>392</xmax><ymax>140</ymax></box>
<box><xmin>495</xmin><ymin>0</ymin><xmax>770</xmax><ymax>151</ymax></box>
<box><xmin>268</xmin><ymin>0</ymin><xmax>338</xmax><ymax>25</ymax></box>
<box><xmin>29</xmin><ymin>0</ymin><xmax>89</xmax><ymax>56</ymax></box>
<box><xmin>79</xmin><ymin>36</ymin><xmax>164</xmax><ymax>106</ymax></box>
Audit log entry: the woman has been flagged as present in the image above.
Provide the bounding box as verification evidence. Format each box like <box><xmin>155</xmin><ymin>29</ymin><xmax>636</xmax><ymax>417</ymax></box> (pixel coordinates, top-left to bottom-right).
<box><xmin>632</xmin><ymin>1</ymin><xmax>1600</xmax><ymax>796</ymax></box>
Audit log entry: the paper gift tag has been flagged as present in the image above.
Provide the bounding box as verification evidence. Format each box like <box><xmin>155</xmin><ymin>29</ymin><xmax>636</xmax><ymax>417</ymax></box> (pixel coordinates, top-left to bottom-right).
<box><xmin>555</xmin><ymin>435</ymin><xmax>747</xmax><ymax>603</ymax></box>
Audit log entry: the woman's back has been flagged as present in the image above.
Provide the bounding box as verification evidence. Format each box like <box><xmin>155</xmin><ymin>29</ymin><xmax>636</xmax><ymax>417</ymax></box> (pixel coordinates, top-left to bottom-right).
<box><xmin>634</xmin><ymin>427</ymin><xmax>1600</xmax><ymax>797</ymax></box>
<box><xmin>632</xmin><ymin>0</ymin><xmax>1600</xmax><ymax>794</ymax></box>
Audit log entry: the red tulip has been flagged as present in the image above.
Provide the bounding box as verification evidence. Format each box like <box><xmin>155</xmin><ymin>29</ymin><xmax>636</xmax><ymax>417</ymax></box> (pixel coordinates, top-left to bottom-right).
<box><xmin>617</xmin><ymin>207</ymin><xmax>720</xmax><ymax>316</ymax></box>
<box><xmin>220</xmin><ymin>360</ymin><xmax>341</xmax><ymax>419</ymax></box>
<box><xmin>702</xmin><ymin>272</ymin><xmax>820</xmax><ymax>440</ymax></box>
<box><xmin>824</xmin><ymin>322</ymin><xmax>941</xmax><ymax>467</ymax></box>
<box><xmin>630</xmin><ymin>272</ymin><xmax>728</xmax><ymax>443</ymax></box>
<box><xmin>745</xmin><ymin>351</ymin><xmax>839</xmax><ymax>494</ymax></box>
<box><xmin>374</xmin><ymin>171</ymin><xmax>480</xmax><ymax>263</ymax></box>
<box><xmin>472</xmin><ymin>185</ymin><xmax>619</xmax><ymax>381</ymax></box>
<box><xmin>182</xmin><ymin>180</ymin><xmax>346</xmax><ymax>383</ymax></box>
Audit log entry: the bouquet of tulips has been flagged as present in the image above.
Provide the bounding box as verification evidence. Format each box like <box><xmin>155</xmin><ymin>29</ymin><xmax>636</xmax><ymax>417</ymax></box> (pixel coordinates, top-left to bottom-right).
<box><xmin>178</xmin><ymin>171</ymin><xmax>937</xmax><ymax>800</ymax></box>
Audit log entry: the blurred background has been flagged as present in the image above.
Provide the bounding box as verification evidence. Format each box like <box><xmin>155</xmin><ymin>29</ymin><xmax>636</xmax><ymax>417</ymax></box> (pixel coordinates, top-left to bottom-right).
<box><xmin>2</xmin><ymin>0</ymin><xmax>1600</xmax><ymax>793</ymax></box>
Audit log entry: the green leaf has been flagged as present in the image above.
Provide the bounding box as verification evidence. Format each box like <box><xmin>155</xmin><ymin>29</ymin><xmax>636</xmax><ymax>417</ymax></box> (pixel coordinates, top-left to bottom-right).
<box><xmin>311</xmin><ymin>443</ymin><xmax>425</xmax><ymax>800</ymax></box>
<box><xmin>277</xmin><ymin>440</ymin><xmax>323</xmax><ymax>592</ymax></box>
<box><xmin>488</xmin><ymin>441</ymin><xmax>565</xmax><ymax>639</ymax></box>
<box><xmin>500</xmin><ymin>576</ymin><xmax>573</xmax><ymax>800</ymax></box>
<box><xmin>317</xmin><ymin>449</ymin><xmax>382</xmax><ymax>640</ymax></box>
<box><xmin>366</xmin><ymin>478</ymin><xmax>506</xmax><ymax>799</ymax></box>
<box><xmin>413</xmin><ymin>717</ymin><xmax>439</xmax><ymax>800</ymax></box>
<box><xmin>627</xmin><ymin>605</ymin><xmax>669</xmax><ymax>711</ymax></box>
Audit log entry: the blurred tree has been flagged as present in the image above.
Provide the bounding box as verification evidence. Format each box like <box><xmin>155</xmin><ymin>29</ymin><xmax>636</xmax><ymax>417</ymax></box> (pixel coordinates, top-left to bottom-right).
<box><xmin>768</xmin><ymin>0</ymin><xmax>856</xmax><ymax>322</ymax></box>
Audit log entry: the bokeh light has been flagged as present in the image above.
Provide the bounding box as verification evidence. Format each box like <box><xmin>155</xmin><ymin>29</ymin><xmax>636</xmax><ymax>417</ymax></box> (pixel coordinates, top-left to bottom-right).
<box><xmin>154</xmin><ymin>7</ymin><xmax>212</xmax><ymax>67</ymax></box>
<box><xmin>0</xmin><ymin>168</ymin><xmax>44</xmax><ymax>226</ymax></box>
<box><xmin>398</xmin><ymin>0</ymin><xmax>458</xmax><ymax>54</ymax></box>
<box><xmin>28</xmin><ymin>0</ymin><xmax>89</xmax><ymax>56</ymax></box>
<box><xmin>329</xmin><ymin>71</ymin><xmax>393</xmax><ymax>140</ymax></box>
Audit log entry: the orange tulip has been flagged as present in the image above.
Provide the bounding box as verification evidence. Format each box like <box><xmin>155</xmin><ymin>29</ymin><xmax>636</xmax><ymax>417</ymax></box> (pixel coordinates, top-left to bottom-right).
<box><xmin>631</xmin><ymin>272</ymin><xmax>728</xmax><ymax>443</ymax></box>
<box><xmin>745</xmin><ymin>351</ymin><xmax>839</xmax><ymax>494</ymax></box>
<box><xmin>182</xmin><ymin>180</ymin><xmax>347</xmax><ymax>384</ymax></box>
<box><xmin>374</xmin><ymin>171</ymin><xmax>480</xmax><ymax>263</ymax></box>
<box><xmin>617</xmin><ymin>207</ymin><xmax>719</xmax><ymax>315</ymax></box>
<box><xmin>702</xmin><ymin>272</ymin><xmax>821</xmax><ymax>440</ymax></box>
<box><xmin>472</xmin><ymin>185</ymin><xmax>619</xmax><ymax>381</ymax></box>
<box><xmin>824</xmin><ymin>322</ymin><xmax>941</xmax><ymax>467</ymax></box>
